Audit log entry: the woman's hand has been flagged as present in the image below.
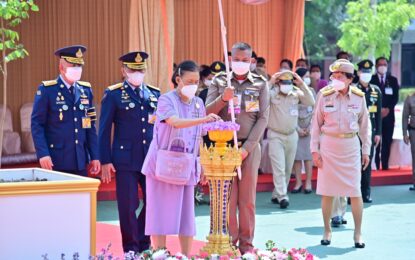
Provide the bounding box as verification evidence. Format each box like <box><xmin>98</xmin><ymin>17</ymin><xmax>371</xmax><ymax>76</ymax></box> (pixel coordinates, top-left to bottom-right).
<box><xmin>362</xmin><ymin>154</ymin><xmax>370</xmax><ymax>170</ymax></box>
<box><xmin>312</xmin><ymin>152</ymin><xmax>323</xmax><ymax>168</ymax></box>
<box><xmin>199</xmin><ymin>172</ymin><xmax>208</xmax><ymax>185</ymax></box>
<box><xmin>203</xmin><ymin>113</ymin><xmax>221</xmax><ymax>123</ymax></box>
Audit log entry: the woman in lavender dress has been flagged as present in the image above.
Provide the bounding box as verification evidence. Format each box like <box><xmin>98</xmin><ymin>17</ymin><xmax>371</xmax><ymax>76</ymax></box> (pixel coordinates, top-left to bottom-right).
<box><xmin>142</xmin><ymin>60</ymin><xmax>221</xmax><ymax>255</ymax></box>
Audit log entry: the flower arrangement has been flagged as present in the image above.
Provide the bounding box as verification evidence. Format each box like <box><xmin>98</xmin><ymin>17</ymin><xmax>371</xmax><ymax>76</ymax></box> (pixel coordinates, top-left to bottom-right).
<box><xmin>42</xmin><ymin>241</ymin><xmax>317</xmax><ymax>260</ymax></box>
<box><xmin>202</xmin><ymin>121</ymin><xmax>240</xmax><ymax>132</ymax></box>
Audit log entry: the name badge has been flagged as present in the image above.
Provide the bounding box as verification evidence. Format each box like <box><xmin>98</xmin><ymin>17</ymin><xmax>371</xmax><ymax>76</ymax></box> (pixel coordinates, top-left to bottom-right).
<box><xmin>81</xmin><ymin>99</ymin><xmax>89</xmax><ymax>105</ymax></box>
<box><xmin>385</xmin><ymin>87</ymin><xmax>393</xmax><ymax>95</ymax></box>
<box><xmin>82</xmin><ymin>117</ymin><xmax>91</xmax><ymax>129</ymax></box>
<box><xmin>150</xmin><ymin>96</ymin><xmax>158</xmax><ymax>102</ymax></box>
<box><xmin>324</xmin><ymin>106</ymin><xmax>336</xmax><ymax>112</ymax></box>
<box><xmin>369</xmin><ymin>105</ymin><xmax>377</xmax><ymax>113</ymax></box>
<box><xmin>148</xmin><ymin>113</ymin><xmax>156</xmax><ymax>124</ymax></box>
<box><xmin>245</xmin><ymin>100</ymin><xmax>259</xmax><ymax>112</ymax></box>
<box><xmin>228</xmin><ymin>94</ymin><xmax>241</xmax><ymax>114</ymax></box>
<box><xmin>290</xmin><ymin>106</ymin><xmax>299</xmax><ymax>116</ymax></box>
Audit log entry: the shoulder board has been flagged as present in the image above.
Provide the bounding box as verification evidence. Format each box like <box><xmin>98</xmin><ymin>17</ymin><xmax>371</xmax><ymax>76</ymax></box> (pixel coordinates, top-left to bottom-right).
<box><xmin>351</xmin><ymin>86</ymin><xmax>365</xmax><ymax>97</ymax></box>
<box><xmin>369</xmin><ymin>84</ymin><xmax>380</xmax><ymax>91</ymax></box>
<box><xmin>77</xmin><ymin>81</ymin><xmax>91</xmax><ymax>87</ymax></box>
<box><xmin>251</xmin><ymin>72</ymin><xmax>266</xmax><ymax>81</ymax></box>
<box><xmin>146</xmin><ymin>84</ymin><xmax>160</xmax><ymax>92</ymax></box>
<box><xmin>215</xmin><ymin>71</ymin><xmax>227</xmax><ymax>77</ymax></box>
<box><xmin>322</xmin><ymin>86</ymin><xmax>335</xmax><ymax>97</ymax></box>
<box><xmin>42</xmin><ymin>80</ymin><xmax>58</xmax><ymax>87</ymax></box>
<box><xmin>293</xmin><ymin>86</ymin><xmax>300</xmax><ymax>91</ymax></box>
<box><xmin>107</xmin><ymin>83</ymin><xmax>123</xmax><ymax>91</ymax></box>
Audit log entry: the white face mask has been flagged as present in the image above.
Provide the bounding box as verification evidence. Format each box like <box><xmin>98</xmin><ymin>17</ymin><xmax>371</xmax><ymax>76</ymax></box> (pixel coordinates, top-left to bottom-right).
<box><xmin>310</xmin><ymin>72</ymin><xmax>321</xmax><ymax>80</ymax></box>
<box><xmin>280</xmin><ymin>84</ymin><xmax>293</xmax><ymax>94</ymax></box>
<box><xmin>232</xmin><ymin>61</ymin><xmax>251</xmax><ymax>75</ymax></box>
<box><xmin>204</xmin><ymin>79</ymin><xmax>212</xmax><ymax>87</ymax></box>
<box><xmin>250</xmin><ymin>63</ymin><xmax>257</xmax><ymax>71</ymax></box>
<box><xmin>377</xmin><ymin>65</ymin><xmax>387</xmax><ymax>75</ymax></box>
<box><xmin>303</xmin><ymin>77</ymin><xmax>311</xmax><ymax>86</ymax></box>
<box><xmin>359</xmin><ymin>73</ymin><xmax>372</xmax><ymax>83</ymax></box>
<box><xmin>331</xmin><ymin>78</ymin><xmax>346</xmax><ymax>91</ymax></box>
<box><xmin>65</xmin><ymin>67</ymin><xmax>82</xmax><ymax>82</ymax></box>
<box><xmin>126</xmin><ymin>71</ymin><xmax>145</xmax><ymax>86</ymax></box>
<box><xmin>280</xmin><ymin>68</ymin><xmax>290</xmax><ymax>72</ymax></box>
<box><xmin>181</xmin><ymin>84</ymin><xmax>198</xmax><ymax>99</ymax></box>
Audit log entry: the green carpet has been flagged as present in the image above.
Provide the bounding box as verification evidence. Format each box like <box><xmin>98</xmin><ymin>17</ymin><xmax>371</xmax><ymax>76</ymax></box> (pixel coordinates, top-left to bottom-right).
<box><xmin>98</xmin><ymin>184</ymin><xmax>415</xmax><ymax>259</ymax></box>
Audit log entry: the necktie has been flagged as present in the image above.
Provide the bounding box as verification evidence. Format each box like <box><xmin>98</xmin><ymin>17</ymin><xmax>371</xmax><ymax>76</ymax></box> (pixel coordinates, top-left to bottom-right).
<box><xmin>69</xmin><ymin>85</ymin><xmax>74</xmax><ymax>96</ymax></box>
<box><xmin>135</xmin><ymin>87</ymin><xmax>143</xmax><ymax>99</ymax></box>
<box><xmin>380</xmin><ymin>77</ymin><xmax>385</xmax><ymax>88</ymax></box>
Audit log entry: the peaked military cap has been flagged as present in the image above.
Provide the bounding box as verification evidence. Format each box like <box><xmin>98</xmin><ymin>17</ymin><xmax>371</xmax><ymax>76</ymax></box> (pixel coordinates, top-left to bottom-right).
<box><xmin>55</xmin><ymin>45</ymin><xmax>86</xmax><ymax>65</ymax></box>
<box><xmin>210</xmin><ymin>61</ymin><xmax>226</xmax><ymax>75</ymax></box>
<box><xmin>357</xmin><ymin>59</ymin><xmax>374</xmax><ymax>73</ymax></box>
<box><xmin>277</xmin><ymin>71</ymin><xmax>294</xmax><ymax>84</ymax></box>
<box><xmin>119</xmin><ymin>51</ymin><xmax>149</xmax><ymax>70</ymax></box>
<box><xmin>329</xmin><ymin>59</ymin><xmax>355</xmax><ymax>74</ymax></box>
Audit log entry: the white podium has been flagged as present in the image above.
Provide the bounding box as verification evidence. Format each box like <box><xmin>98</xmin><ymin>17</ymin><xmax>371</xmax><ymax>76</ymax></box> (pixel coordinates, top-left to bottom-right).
<box><xmin>0</xmin><ymin>168</ymin><xmax>100</xmax><ymax>259</ymax></box>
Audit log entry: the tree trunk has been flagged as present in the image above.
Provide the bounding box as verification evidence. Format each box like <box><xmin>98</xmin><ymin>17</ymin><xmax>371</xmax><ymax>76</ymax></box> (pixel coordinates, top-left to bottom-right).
<box><xmin>0</xmin><ymin>18</ymin><xmax>7</xmax><ymax>168</ymax></box>
<box><xmin>368</xmin><ymin>0</ymin><xmax>378</xmax><ymax>62</ymax></box>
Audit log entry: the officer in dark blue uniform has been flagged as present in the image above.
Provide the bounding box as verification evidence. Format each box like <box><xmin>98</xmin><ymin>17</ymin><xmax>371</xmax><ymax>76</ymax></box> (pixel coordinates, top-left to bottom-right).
<box><xmin>31</xmin><ymin>45</ymin><xmax>100</xmax><ymax>176</ymax></box>
<box><xmin>356</xmin><ymin>59</ymin><xmax>382</xmax><ymax>203</ymax></box>
<box><xmin>98</xmin><ymin>51</ymin><xmax>160</xmax><ymax>253</ymax></box>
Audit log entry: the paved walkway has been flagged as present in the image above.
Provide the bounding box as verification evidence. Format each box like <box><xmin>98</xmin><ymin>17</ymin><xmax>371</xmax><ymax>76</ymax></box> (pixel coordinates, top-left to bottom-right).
<box><xmin>98</xmin><ymin>184</ymin><xmax>415</xmax><ymax>259</ymax></box>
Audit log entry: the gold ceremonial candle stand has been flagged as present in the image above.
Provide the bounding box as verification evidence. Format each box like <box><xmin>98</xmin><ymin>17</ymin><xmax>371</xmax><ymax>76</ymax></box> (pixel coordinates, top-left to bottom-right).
<box><xmin>200</xmin><ymin>130</ymin><xmax>242</xmax><ymax>255</ymax></box>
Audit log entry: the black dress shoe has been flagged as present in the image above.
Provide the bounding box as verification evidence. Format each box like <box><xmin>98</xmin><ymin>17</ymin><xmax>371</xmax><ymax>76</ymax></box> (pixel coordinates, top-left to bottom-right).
<box><xmin>304</xmin><ymin>189</ymin><xmax>313</xmax><ymax>194</ymax></box>
<box><xmin>321</xmin><ymin>239</ymin><xmax>331</xmax><ymax>246</ymax></box>
<box><xmin>331</xmin><ymin>217</ymin><xmax>341</xmax><ymax>227</ymax></box>
<box><xmin>354</xmin><ymin>242</ymin><xmax>365</xmax><ymax>248</ymax></box>
<box><xmin>409</xmin><ymin>185</ymin><xmax>415</xmax><ymax>191</ymax></box>
<box><xmin>279</xmin><ymin>199</ymin><xmax>289</xmax><ymax>209</ymax></box>
<box><xmin>271</xmin><ymin>198</ymin><xmax>279</xmax><ymax>204</ymax></box>
<box><xmin>291</xmin><ymin>185</ymin><xmax>303</xmax><ymax>194</ymax></box>
<box><xmin>363</xmin><ymin>197</ymin><xmax>373</xmax><ymax>203</ymax></box>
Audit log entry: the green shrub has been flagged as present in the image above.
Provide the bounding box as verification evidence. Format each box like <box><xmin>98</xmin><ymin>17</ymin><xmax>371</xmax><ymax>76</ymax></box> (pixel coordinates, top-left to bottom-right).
<box><xmin>399</xmin><ymin>87</ymin><xmax>415</xmax><ymax>104</ymax></box>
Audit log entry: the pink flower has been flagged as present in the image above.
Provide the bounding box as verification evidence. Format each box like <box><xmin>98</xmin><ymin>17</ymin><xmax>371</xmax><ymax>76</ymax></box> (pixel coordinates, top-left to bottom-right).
<box><xmin>306</xmin><ymin>254</ymin><xmax>314</xmax><ymax>260</ymax></box>
<box><xmin>199</xmin><ymin>252</ymin><xmax>209</xmax><ymax>258</ymax></box>
<box><xmin>220</xmin><ymin>255</ymin><xmax>230</xmax><ymax>260</ymax></box>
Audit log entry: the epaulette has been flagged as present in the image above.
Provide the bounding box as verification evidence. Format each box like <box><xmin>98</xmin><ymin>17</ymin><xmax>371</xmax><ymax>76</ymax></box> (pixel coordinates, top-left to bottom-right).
<box><xmin>251</xmin><ymin>73</ymin><xmax>267</xmax><ymax>82</ymax></box>
<box><xmin>42</xmin><ymin>80</ymin><xmax>58</xmax><ymax>87</ymax></box>
<box><xmin>216</xmin><ymin>71</ymin><xmax>227</xmax><ymax>77</ymax></box>
<box><xmin>293</xmin><ymin>86</ymin><xmax>300</xmax><ymax>91</ymax></box>
<box><xmin>351</xmin><ymin>86</ymin><xmax>365</xmax><ymax>97</ymax></box>
<box><xmin>146</xmin><ymin>84</ymin><xmax>160</xmax><ymax>92</ymax></box>
<box><xmin>77</xmin><ymin>81</ymin><xmax>91</xmax><ymax>87</ymax></box>
<box><xmin>107</xmin><ymin>83</ymin><xmax>123</xmax><ymax>91</ymax></box>
<box><xmin>321</xmin><ymin>86</ymin><xmax>336</xmax><ymax>97</ymax></box>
